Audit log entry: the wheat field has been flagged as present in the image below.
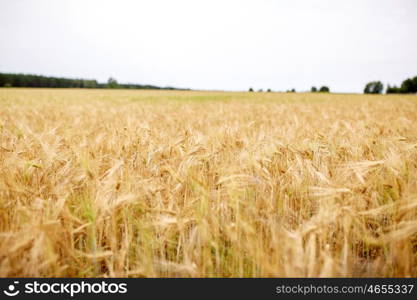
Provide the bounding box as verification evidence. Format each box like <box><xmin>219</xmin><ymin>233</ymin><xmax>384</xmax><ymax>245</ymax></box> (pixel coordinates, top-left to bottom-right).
<box><xmin>1</xmin><ymin>88</ymin><xmax>416</xmax><ymax>277</ymax></box>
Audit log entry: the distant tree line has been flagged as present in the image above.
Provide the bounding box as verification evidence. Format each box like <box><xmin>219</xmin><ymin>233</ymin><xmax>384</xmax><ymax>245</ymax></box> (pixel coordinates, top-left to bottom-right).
<box><xmin>386</xmin><ymin>76</ymin><xmax>417</xmax><ymax>94</ymax></box>
<box><xmin>248</xmin><ymin>86</ymin><xmax>330</xmax><ymax>93</ymax></box>
<box><xmin>248</xmin><ymin>75</ymin><xmax>417</xmax><ymax>94</ymax></box>
<box><xmin>364</xmin><ymin>76</ymin><xmax>417</xmax><ymax>94</ymax></box>
<box><xmin>311</xmin><ymin>86</ymin><xmax>330</xmax><ymax>93</ymax></box>
<box><xmin>0</xmin><ymin>73</ymin><xmax>99</xmax><ymax>88</ymax></box>
<box><xmin>248</xmin><ymin>87</ymin><xmax>273</xmax><ymax>92</ymax></box>
<box><xmin>0</xmin><ymin>73</ymin><xmax>184</xmax><ymax>90</ymax></box>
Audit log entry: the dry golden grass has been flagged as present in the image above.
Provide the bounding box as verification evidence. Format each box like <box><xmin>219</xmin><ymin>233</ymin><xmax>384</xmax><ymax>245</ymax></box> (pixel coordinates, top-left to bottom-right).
<box><xmin>1</xmin><ymin>88</ymin><xmax>417</xmax><ymax>277</ymax></box>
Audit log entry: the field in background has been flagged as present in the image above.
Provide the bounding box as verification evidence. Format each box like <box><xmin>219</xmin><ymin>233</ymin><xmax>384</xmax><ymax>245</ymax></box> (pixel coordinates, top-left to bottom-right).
<box><xmin>1</xmin><ymin>88</ymin><xmax>417</xmax><ymax>277</ymax></box>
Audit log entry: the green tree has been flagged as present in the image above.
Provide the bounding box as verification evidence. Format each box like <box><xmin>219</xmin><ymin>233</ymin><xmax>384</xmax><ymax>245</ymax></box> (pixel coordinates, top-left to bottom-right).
<box><xmin>311</xmin><ymin>86</ymin><xmax>317</xmax><ymax>92</ymax></box>
<box><xmin>319</xmin><ymin>86</ymin><xmax>330</xmax><ymax>93</ymax></box>
<box><xmin>107</xmin><ymin>77</ymin><xmax>119</xmax><ymax>89</ymax></box>
<box><xmin>364</xmin><ymin>81</ymin><xmax>383</xmax><ymax>94</ymax></box>
<box><xmin>400</xmin><ymin>76</ymin><xmax>417</xmax><ymax>93</ymax></box>
<box><xmin>386</xmin><ymin>85</ymin><xmax>401</xmax><ymax>94</ymax></box>
<box><xmin>248</xmin><ymin>87</ymin><xmax>254</xmax><ymax>92</ymax></box>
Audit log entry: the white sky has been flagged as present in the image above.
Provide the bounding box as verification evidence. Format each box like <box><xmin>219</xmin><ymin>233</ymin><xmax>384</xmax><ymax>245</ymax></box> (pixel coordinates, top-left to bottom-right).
<box><xmin>1</xmin><ymin>0</ymin><xmax>416</xmax><ymax>92</ymax></box>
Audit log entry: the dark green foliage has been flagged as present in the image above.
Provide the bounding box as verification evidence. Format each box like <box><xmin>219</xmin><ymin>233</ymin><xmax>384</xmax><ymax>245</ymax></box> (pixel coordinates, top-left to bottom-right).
<box><xmin>400</xmin><ymin>76</ymin><xmax>417</xmax><ymax>93</ymax></box>
<box><xmin>319</xmin><ymin>86</ymin><xmax>330</xmax><ymax>93</ymax></box>
<box><xmin>0</xmin><ymin>73</ymin><xmax>185</xmax><ymax>90</ymax></box>
<box><xmin>386</xmin><ymin>85</ymin><xmax>401</xmax><ymax>94</ymax></box>
<box><xmin>311</xmin><ymin>86</ymin><xmax>317</xmax><ymax>92</ymax></box>
<box><xmin>107</xmin><ymin>77</ymin><xmax>119</xmax><ymax>89</ymax></box>
<box><xmin>248</xmin><ymin>87</ymin><xmax>254</xmax><ymax>92</ymax></box>
<box><xmin>267</xmin><ymin>88</ymin><xmax>272</xmax><ymax>92</ymax></box>
<box><xmin>364</xmin><ymin>81</ymin><xmax>384</xmax><ymax>94</ymax></box>
<box><xmin>386</xmin><ymin>76</ymin><xmax>417</xmax><ymax>94</ymax></box>
<box><xmin>0</xmin><ymin>73</ymin><xmax>98</xmax><ymax>88</ymax></box>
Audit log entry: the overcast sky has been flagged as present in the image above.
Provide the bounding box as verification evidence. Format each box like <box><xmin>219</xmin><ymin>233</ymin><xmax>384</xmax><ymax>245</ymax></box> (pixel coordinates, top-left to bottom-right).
<box><xmin>1</xmin><ymin>0</ymin><xmax>416</xmax><ymax>92</ymax></box>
